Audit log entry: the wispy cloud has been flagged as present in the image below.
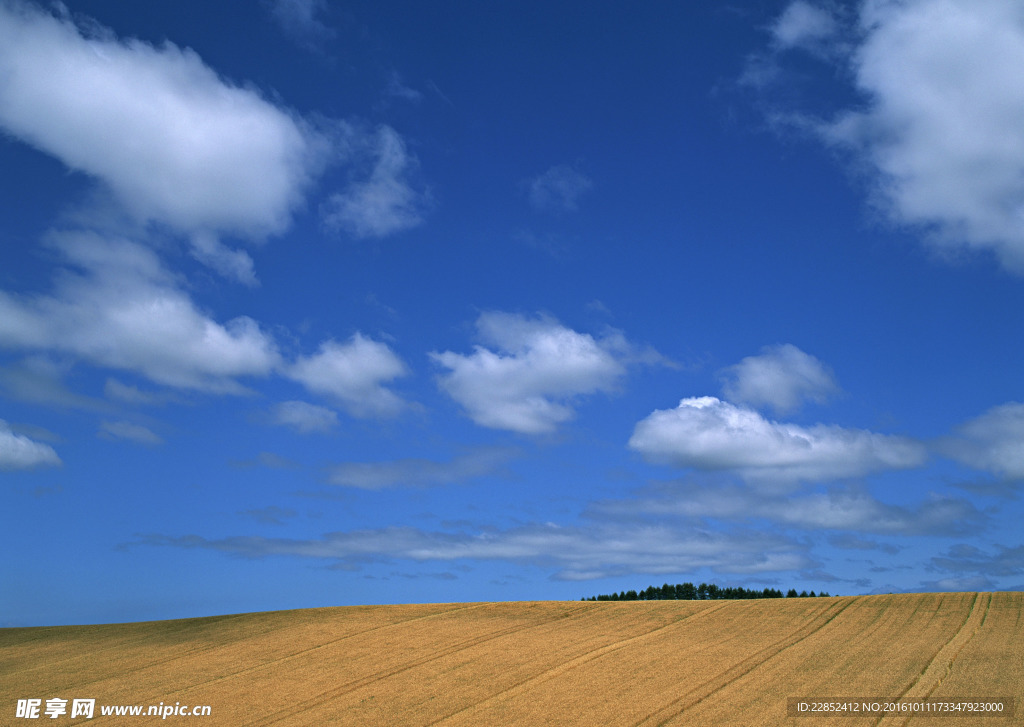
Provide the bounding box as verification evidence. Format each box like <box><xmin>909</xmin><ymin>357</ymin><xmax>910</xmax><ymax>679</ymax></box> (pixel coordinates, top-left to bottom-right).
<box><xmin>771</xmin><ymin>1</ymin><xmax>839</xmax><ymax>52</ymax></box>
<box><xmin>265</xmin><ymin>0</ymin><xmax>334</xmax><ymax>47</ymax></box>
<box><xmin>134</xmin><ymin>522</ymin><xmax>810</xmax><ymax>581</ymax></box>
<box><xmin>930</xmin><ymin>543</ymin><xmax>1024</xmax><ymax>578</ymax></box>
<box><xmin>629</xmin><ymin>396</ymin><xmax>926</xmax><ymax>484</ymax></box>
<box><xmin>600</xmin><ymin>480</ymin><xmax>981</xmax><ymax>537</ymax></box>
<box><xmin>326</xmin><ymin>446</ymin><xmax>517</xmax><ymax>489</ymax></box>
<box><xmin>0</xmin><ymin>356</ymin><xmax>108</xmax><ymax>410</ymax></box>
<box><xmin>322</xmin><ymin>126</ymin><xmax>429</xmax><ymax>238</ymax></box>
<box><xmin>103</xmin><ymin>379</ymin><xmax>173</xmax><ymax>406</ymax></box>
<box><xmin>270</xmin><ymin>400</ymin><xmax>339</xmax><ymax>434</ymax></box>
<box><xmin>382</xmin><ymin>71</ymin><xmax>423</xmax><ymax>104</ymax></box>
<box><xmin>527</xmin><ymin>165</ymin><xmax>594</xmax><ymax>212</ymax></box>
<box><xmin>98</xmin><ymin>420</ymin><xmax>163</xmax><ymax>446</ymax></box>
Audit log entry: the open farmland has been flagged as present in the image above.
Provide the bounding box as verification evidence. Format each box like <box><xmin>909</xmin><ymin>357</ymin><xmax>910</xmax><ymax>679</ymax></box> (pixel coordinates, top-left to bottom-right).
<box><xmin>2</xmin><ymin>592</ymin><xmax>1020</xmax><ymax>726</ymax></box>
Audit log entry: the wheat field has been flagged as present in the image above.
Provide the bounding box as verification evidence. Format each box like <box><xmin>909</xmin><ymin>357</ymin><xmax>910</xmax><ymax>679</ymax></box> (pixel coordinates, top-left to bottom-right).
<box><xmin>1</xmin><ymin>592</ymin><xmax>1019</xmax><ymax>725</ymax></box>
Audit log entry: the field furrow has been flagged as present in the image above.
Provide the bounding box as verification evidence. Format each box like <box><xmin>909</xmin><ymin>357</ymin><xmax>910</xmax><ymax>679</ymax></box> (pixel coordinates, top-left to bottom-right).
<box><xmin>636</xmin><ymin>598</ymin><xmax>854</xmax><ymax>726</ymax></box>
<box><xmin>428</xmin><ymin>601</ymin><xmax>735</xmax><ymax>725</ymax></box>
<box><xmin>874</xmin><ymin>592</ymin><xmax>991</xmax><ymax>727</ymax></box>
<box><xmin>3</xmin><ymin>593</ymin><xmax>1021</xmax><ymax>726</ymax></box>
<box><xmin>258</xmin><ymin>603</ymin><xmax>601</xmax><ymax>726</ymax></box>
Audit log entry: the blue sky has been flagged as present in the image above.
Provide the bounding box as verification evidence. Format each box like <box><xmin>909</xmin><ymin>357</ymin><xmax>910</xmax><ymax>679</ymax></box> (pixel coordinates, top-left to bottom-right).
<box><xmin>3</xmin><ymin>0</ymin><xmax>1024</xmax><ymax>627</ymax></box>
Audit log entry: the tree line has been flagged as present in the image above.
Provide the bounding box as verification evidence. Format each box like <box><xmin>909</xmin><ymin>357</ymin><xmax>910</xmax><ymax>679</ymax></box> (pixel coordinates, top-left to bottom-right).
<box><xmin>582</xmin><ymin>583</ymin><xmax>833</xmax><ymax>601</ymax></box>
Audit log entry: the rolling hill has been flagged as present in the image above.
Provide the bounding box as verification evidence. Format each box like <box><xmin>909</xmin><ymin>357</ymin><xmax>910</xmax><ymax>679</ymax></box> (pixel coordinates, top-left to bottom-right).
<box><xmin>2</xmin><ymin>592</ymin><xmax>1019</xmax><ymax>725</ymax></box>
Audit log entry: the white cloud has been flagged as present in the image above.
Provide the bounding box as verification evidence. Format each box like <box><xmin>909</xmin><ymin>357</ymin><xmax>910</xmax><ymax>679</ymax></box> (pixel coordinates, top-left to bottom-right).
<box><xmin>720</xmin><ymin>344</ymin><xmax>839</xmax><ymax>413</ymax></box>
<box><xmin>0</xmin><ymin>419</ymin><xmax>61</xmax><ymax>470</ymax></box>
<box><xmin>270</xmin><ymin>400</ymin><xmax>338</xmax><ymax>434</ymax></box>
<box><xmin>188</xmin><ymin>232</ymin><xmax>258</xmax><ymax>287</ymax></box>
<box><xmin>287</xmin><ymin>334</ymin><xmax>409</xmax><ymax>418</ymax></box>
<box><xmin>327</xmin><ymin>446</ymin><xmax>516</xmax><ymax>489</ymax></box>
<box><xmin>938</xmin><ymin>402</ymin><xmax>1024</xmax><ymax>479</ymax></box>
<box><xmin>138</xmin><ymin>522</ymin><xmax>810</xmax><ymax>581</ymax></box>
<box><xmin>431</xmin><ymin>312</ymin><xmax>649</xmax><ymax>434</ymax></box>
<box><xmin>0</xmin><ymin>2</ymin><xmax>328</xmax><ymax>243</ymax></box>
<box><xmin>322</xmin><ymin>126</ymin><xmax>428</xmax><ymax>238</ymax></box>
<box><xmin>629</xmin><ymin>396</ymin><xmax>926</xmax><ymax>484</ymax></box>
<box><xmin>0</xmin><ymin>232</ymin><xmax>281</xmax><ymax>392</ymax></box>
<box><xmin>814</xmin><ymin>0</ymin><xmax>1024</xmax><ymax>273</ymax></box>
<box><xmin>772</xmin><ymin>1</ymin><xmax>839</xmax><ymax>50</ymax></box>
<box><xmin>99</xmin><ymin>420</ymin><xmax>162</xmax><ymax>445</ymax></box>
<box><xmin>528</xmin><ymin>165</ymin><xmax>594</xmax><ymax>212</ymax></box>
<box><xmin>0</xmin><ymin>233</ymin><xmax>414</xmax><ymax>409</ymax></box>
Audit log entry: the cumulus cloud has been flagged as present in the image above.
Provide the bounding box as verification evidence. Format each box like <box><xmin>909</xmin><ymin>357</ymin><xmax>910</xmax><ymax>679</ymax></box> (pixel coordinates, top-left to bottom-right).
<box><xmin>0</xmin><ymin>232</ymin><xmax>413</xmax><ymax>409</ymax></box>
<box><xmin>629</xmin><ymin>396</ymin><xmax>926</xmax><ymax>484</ymax></box>
<box><xmin>322</xmin><ymin>126</ymin><xmax>428</xmax><ymax>238</ymax></box>
<box><xmin>0</xmin><ymin>2</ymin><xmax>328</xmax><ymax>242</ymax></box>
<box><xmin>0</xmin><ymin>419</ymin><xmax>61</xmax><ymax>470</ymax></box>
<box><xmin>771</xmin><ymin>0</ymin><xmax>1024</xmax><ymax>273</ymax></box>
<box><xmin>270</xmin><ymin>400</ymin><xmax>339</xmax><ymax>434</ymax></box>
<box><xmin>938</xmin><ymin>402</ymin><xmax>1024</xmax><ymax>479</ymax></box>
<box><xmin>431</xmin><ymin>312</ymin><xmax>657</xmax><ymax>434</ymax></box>
<box><xmin>528</xmin><ymin>165</ymin><xmax>594</xmax><ymax>212</ymax></box>
<box><xmin>287</xmin><ymin>334</ymin><xmax>409</xmax><ymax>418</ymax></box>
<box><xmin>0</xmin><ymin>232</ymin><xmax>280</xmax><ymax>392</ymax></box>
<box><xmin>720</xmin><ymin>344</ymin><xmax>839</xmax><ymax>414</ymax></box>
<box><xmin>326</xmin><ymin>446</ymin><xmax>516</xmax><ymax>489</ymax></box>
<box><xmin>135</xmin><ymin>522</ymin><xmax>810</xmax><ymax>581</ymax></box>
<box><xmin>0</xmin><ymin>1</ymin><xmax>429</xmax><ymax>287</ymax></box>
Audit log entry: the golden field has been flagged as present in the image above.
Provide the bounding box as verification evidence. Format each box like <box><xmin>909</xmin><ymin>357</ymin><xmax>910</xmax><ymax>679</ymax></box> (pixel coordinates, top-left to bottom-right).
<box><xmin>1</xmin><ymin>592</ymin><xmax>1020</xmax><ymax>725</ymax></box>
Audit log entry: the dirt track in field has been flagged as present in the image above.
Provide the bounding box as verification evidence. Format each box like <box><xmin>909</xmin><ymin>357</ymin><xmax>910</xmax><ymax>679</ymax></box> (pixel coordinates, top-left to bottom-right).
<box><xmin>2</xmin><ymin>592</ymin><xmax>1020</xmax><ymax>725</ymax></box>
